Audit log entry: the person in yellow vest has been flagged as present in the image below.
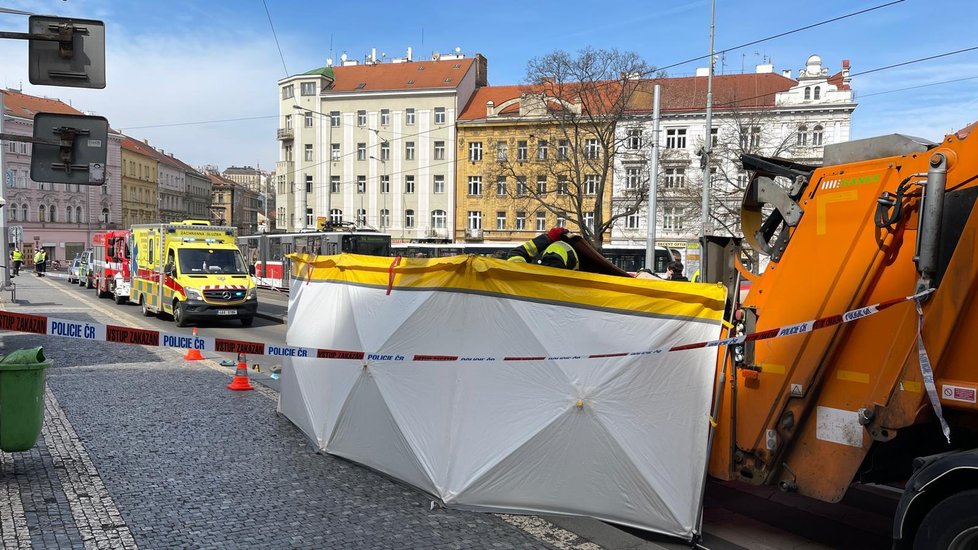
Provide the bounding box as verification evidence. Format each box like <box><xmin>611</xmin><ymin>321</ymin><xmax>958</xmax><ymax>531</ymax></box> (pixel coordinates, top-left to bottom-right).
<box><xmin>506</xmin><ymin>227</ymin><xmax>580</xmax><ymax>271</ymax></box>
<box><xmin>11</xmin><ymin>248</ymin><xmax>22</xmax><ymax>276</ymax></box>
<box><xmin>33</xmin><ymin>249</ymin><xmax>46</xmax><ymax>277</ymax></box>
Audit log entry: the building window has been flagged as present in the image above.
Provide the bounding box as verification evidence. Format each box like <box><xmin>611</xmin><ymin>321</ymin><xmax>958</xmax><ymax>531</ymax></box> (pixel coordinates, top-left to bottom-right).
<box><xmin>284</xmin><ymin>145</ymin><xmax>293</xmax><ymax>161</ymax></box>
<box><xmin>496</xmin><ymin>176</ymin><xmax>507</xmax><ymax>196</ymax></box>
<box><xmin>515</xmin><ymin>212</ymin><xmax>526</xmax><ymax>230</ymax></box>
<box><xmin>557</xmin><ymin>176</ymin><xmax>568</xmax><ymax>195</ymax></box>
<box><xmin>304</xmin><ymin>112</ymin><xmax>313</xmax><ymax>127</ymax></box>
<box><xmin>405</xmin><ymin>209</ymin><xmax>415</xmax><ymax>228</ymax></box>
<box><xmin>380</xmin><ymin>175</ymin><xmax>390</xmax><ymax>193</ymax></box>
<box><xmin>405</xmin><ymin>175</ymin><xmax>416</xmax><ymax>193</ymax></box>
<box><xmin>740</xmin><ymin>126</ymin><xmax>761</xmax><ymax>148</ymax></box>
<box><xmin>557</xmin><ymin>139</ymin><xmax>569</xmax><ymax>160</ymax></box>
<box><xmin>583</xmin><ymin>212</ymin><xmax>594</xmax><ymax>231</ymax></box>
<box><xmin>357</xmin><ymin>143</ymin><xmax>367</xmax><ymax>161</ymax></box>
<box><xmin>330</xmin><ymin>111</ymin><xmax>340</xmax><ymax>127</ymax></box>
<box><xmin>625</xmin><ymin>167</ymin><xmax>641</xmax><ymax>190</ymax></box>
<box><xmin>812</xmin><ymin>125</ymin><xmax>824</xmax><ymax>146</ymax></box>
<box><xmin>66</xmin><ymin>206</ymin><xmax>72</xmax><ymax>223</ymax></box>
<box><xmin>431</xmin><ymin>210</ymin><xmax>447</xmax><ymax>229</ymax></box>
<box><xmin>584</xmin><ymin>174</ymin><xmax>598</xmax><ymax>195</ymax></box>
<box><xmin>666</xmin><ymin>129</ymin><xmax>687</xmax><ymax>149</ymax></box>
<box><xmin>101</xmin><ymin>208</ymin><xmax>109</xmax><ymax>223</ymax></box>
<box><xmin>357</xmin><ymin>176</ymin><xmax>366</xmax><ymax>193</ymax></box>
<box><xmin>797</xmin><ymin>125</ymin><xmax>808</xmax><ymax>146</ymax></box>
<box><xmin>405</xmin><ymin>142</ymin><xmax>415</xmax><ymax>160</ymax></box>
<box><xmin>496</xmin><ymin>211</ymin><xmax>507</xmax><ymax>230</ymax></box>
<box><xmin>304</xmin><ymin>144</ymin><xmax>314</xmax><ymax>161</ymax></box>
<box><xmin>516</xmin><ymin>176</ymin><xmax>527</xmax><ymax>196</ymax></box>
<box><xmin>434</xmin><ymin>107</ymin><xmax>446</xmax><ymax>124</ymax></box>
<box><xmin>305</xmin><ymin>208</ymin><xmax>314</xmax><ymax>227</ymax></box>
<box><xmin>814</xmin><ymin>86</ymin><xmax>821</xmax><ymax>100</ymax></box>
<box><xmin>331</xmin><ymin>144</ymin><xmax>340</xmax><ymax>160</ymax></box>
<box><xmin>469</xmin><ymin>142</ymin><xmax>483</xmax><ymax>162</ymax></box>
<box><xmin>378</xmin><ymin>142</ymin><xmax>389</xmax><ymax>161</ymax></box>
<box><xmin>664</xmin><ymin>206</ymin><xmax>684</xmax><ymax>230</ymax></box>
<box><xmin>627</xmin><ymin>128</ymin><xmax>642</xmax><ymax>150</ymax></box>
<box><xmin>39</xmin><ymin>204</ymin><xmax>46</xmax><ymax>221</ymax></box>
<box><xmin>380</xmin><ymin>209</ymin><xmax>390</xmax><ymax>228</ymax></box>
<box><xmin>76</xmin><ymin>206</ymin><xmax>82</xmax><ymax>222</ymax></box>
<box><xmin>626</xmin><ymin>212</ymin><xmax>640</xmax><ymax>229</ymax></box>
<box><xmin>468</xmin><ymin>211</ymin><xmax>482</xmax><ymax>230</ymax></box>
<box><xmin>556</xmin><ymin>211</ymin><xmax>566</xmax><ymax>228</ymax></box>
<box><xmin>517</xmin><ymin>140</ymin><xmax>528</xmax><ymax>161</ymax></box>
<box><xmin>433</xmin><ymin>175</ymin><xmax>444</xmax><ymax>193</ymax></box>
<box><xmin>305</xmin><ymin>175</ymin><xmax>313</xmax><ymax>193</ymax></box>
<box><xmin>711</xmin><ymin>127</ymin><xmax>718</xmax><ymax>147</ymax></box>
<box><xmin>665</xmin><ymin>167</ymin><xmax>686</xmax><ymax>188</ymax></box>
<box><xmin>536</xmin><ymin>211</ymin><xmax>547</xmax><ymax>231</ymax></box>
<box><xmin>496</xmin><ymin>141</ymin><xmax>508</xmax><ymax>161</ymax></box>
<box><xmin>537</xmin><ymin>140</ymin><xmax>549</xmax><ymax>160</ymax></box>
<box><xmin>405</xmin><ymin>108</ymin><xmax>416</xmax><ymax>125</ymax></box>
<box><xmin>356</xmin><ymin>209</ymin><xmax>366</xmax><ymax>226</ymax></box>
<box><xmin>468</xmin><ymin>176</ymin><xmax>482</xmax><ymax>196</ymax></box>
<box><xmin>584</xmin><ymin>139</ymin><xmax>600</xmax><ymax>159</ymax></box>
<box><xmin>300</xmin><ymin>82</ymin><xmax>316</xmax><ymax>96</ymax></box>
<box><xmin>535</xmin><ymin>176</ymin><xmax>547</xmax><ymax>194</ymax></box>
<box><xmin>330</xmin><ymin>209</ymin><xmax>343</xmax><ymax>223</ymax></box>
<box><xmin>357</xmin><ymin>110</ymin><xmax>366</xmax><ymax>126</ymax></box>
<box><xmin>804</xmin><ymin>87</ymin><xmax>811</xmax><ymax>100</ymax></box>
<box><xmin>380</xmin><ymin>109</ymin><xmax>390</xmax><ymax>125</ymax></box>
<box><xmin>281</xmin><ymin>85</ymin><xmax>294</xmax><ymax>99</ymax></box>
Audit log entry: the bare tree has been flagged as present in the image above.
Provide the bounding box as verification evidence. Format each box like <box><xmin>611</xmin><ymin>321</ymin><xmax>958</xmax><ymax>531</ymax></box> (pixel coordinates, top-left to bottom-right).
<box><xmin>487</xmin><ymin>48</ymin><xmax>654</xmax><ymax>249</ymax></box>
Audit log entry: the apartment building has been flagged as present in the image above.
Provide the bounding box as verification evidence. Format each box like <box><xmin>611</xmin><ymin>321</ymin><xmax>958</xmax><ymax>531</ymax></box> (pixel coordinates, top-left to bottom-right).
<box><xmin>1</xmin><ymin>89</ymin><xmax>123</xmax><ymax>262</ymax></box>
<box><xmin>121</xmin><ymin>136</ymin><xmax>159</xmax><ymax>227</ymax></box>
<box><xmin>275</xmin><ymin>49</ymin><xmax>487</xmax><ymax>241</ymax></box>
<box><xmin>610</xmin><ymin>54</ymin><xmax>856</xmax><ymax>248</ymax></box>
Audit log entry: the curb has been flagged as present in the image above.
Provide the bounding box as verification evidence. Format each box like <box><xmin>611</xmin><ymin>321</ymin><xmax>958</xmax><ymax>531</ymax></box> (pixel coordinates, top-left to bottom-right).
<box><xmin>254</xmin><ymin>310</ymin><xmax>286</xmax><ymax>324</ymax></box>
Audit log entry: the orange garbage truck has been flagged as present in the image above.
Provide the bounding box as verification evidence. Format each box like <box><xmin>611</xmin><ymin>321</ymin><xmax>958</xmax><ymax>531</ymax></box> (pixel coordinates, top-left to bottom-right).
<box><xmin>709</xmin><ymin>124</ymin><xmax>978</xmax><ymax>549</ymax></box>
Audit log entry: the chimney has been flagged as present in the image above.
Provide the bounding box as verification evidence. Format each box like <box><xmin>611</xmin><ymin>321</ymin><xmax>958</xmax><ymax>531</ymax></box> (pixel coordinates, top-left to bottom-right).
<box><xmin>755</xmin><ymin>63</ymin><xmax>774</xmax><ymax>74</ymax></box>
<box><xmin>475</xmin><ymin>53</ymin><xmax>488</xmax><ymax>87</ymax></box>
<box><xmin>486</xmin><ymin>100</ymin><xmax>495</xmax><ymax>117</ymax></box>
<box><xmin>407</xmin><ymin>47</ymin><xmax>412</xmax><ymax>62</ymax></box>
<box><xmin>371</xmin><ymin>48</ymin><xmax>377</xmax><ymax>63</ymax></box>
<box><xmin>782</xmin><ymin>69</ymin><xmax>792</xmax><ymax>78</ymax></box>
<box><xmin>695</xmin><ymin>67</ymin><xmax>709</xmax><ymax>77</ymax></box>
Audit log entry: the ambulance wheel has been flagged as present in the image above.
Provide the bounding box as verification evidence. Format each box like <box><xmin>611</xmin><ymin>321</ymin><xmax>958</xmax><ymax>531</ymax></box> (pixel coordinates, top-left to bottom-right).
<box><xmin>240</xmin><ymin>316</ymin><xmax>254</xmax><ymax>327</ymax></box>
<box><xmin>173</xmin><ymin>301</ymin><xmax>189</xmax><ymax>327</ymax></box>
<box><xmin>140</xmin><ymin>296</ymin><xmax>154</xmax><ymax>317</ymax></box>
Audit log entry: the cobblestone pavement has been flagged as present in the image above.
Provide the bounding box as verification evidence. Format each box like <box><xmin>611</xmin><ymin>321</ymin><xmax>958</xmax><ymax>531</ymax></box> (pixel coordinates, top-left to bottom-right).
<box><xmin>0</xmin><ymin>275</ymin><xmax>605</xmax><ymax>549</ymax></box>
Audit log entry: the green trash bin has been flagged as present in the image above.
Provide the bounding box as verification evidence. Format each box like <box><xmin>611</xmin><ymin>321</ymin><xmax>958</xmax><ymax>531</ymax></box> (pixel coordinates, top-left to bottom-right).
<box><xmin>0</xmin><ymin>347</ymin><xmax>50</xmax><ymax>452</ymax></box>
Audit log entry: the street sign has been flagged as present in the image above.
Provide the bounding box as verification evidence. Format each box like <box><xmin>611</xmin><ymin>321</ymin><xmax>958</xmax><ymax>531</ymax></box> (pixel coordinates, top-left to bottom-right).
<box><xmin>30</xmin><ymin>113</ymin><xmax>108</xmax><ymax>186</ymax></box>
<box><xmin>27</xmin><ymin>16</ymin><xmax>106</xmax><ymax>89</ymax></box>
<box><xmin>9</xmin><ymin>226</ymin><xmax>22</xmax><ymax>245</ymax></box>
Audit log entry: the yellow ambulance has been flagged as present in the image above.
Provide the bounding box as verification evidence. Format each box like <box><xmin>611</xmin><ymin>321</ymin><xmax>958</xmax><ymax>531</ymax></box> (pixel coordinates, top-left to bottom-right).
<box><xmin>130</xmin><ymin>221</ymin><xmax>258</xmax><ymax>327</ymax></box>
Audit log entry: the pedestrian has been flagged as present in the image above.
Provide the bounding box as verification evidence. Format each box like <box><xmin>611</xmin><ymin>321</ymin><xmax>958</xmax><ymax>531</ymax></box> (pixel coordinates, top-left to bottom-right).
<box><xmin>506</xmin><ymin>227</ymin><xmax>579</xmax><ymax>270</ymax></box>
<box><xmin>12</xmin><ymin>248</ymin><xmax>22</xmax><ymax>276</ymax></box>
<box><xmin>33</xmin><ymin>249</ymin><xmax>43</xmax><ymax>277</ymax></box>
<box><xmin>667</xmin><ymin>261</ymin><xmax>688</xmax><ymax>282</ymax></box>
<box><xmin>38</xmin><ymin>249</ymin><xmax>47</xmax><ymax>277</ymax></box>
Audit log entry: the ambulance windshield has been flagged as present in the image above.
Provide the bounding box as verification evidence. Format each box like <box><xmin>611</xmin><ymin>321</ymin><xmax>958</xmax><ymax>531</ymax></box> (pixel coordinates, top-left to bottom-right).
<box><xmin>178</xmin><ymin>248</ymin><xmax>248</xmax><ymax>275</ymax></box>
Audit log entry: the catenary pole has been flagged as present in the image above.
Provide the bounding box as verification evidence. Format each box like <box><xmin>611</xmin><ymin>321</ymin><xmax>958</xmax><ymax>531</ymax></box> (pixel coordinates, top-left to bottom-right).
<box><xmin>700</xmin><ymin>0</ymin><xmax>716</xmax><ymax>281</ymax></box>
<box><xmin>0</xmin><ymin>91</ymin><xmax>10</xmax><ymax>295</ymax></box>
<box><xmin>645</xmin><ymin>84</ymin><xmax>661</xmax><ymax>270</ymax></box>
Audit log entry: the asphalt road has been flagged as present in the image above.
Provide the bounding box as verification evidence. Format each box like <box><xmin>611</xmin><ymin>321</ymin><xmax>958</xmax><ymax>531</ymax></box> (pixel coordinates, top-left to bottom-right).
<box><xmin>26</xmin><ymin>271</ymin><xmax>897</xmax><ymax>550</ymax></box>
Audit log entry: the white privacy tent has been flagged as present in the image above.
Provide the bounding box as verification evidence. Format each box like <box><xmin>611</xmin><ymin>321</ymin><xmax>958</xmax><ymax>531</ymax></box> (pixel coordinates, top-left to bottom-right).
<box><xmin>278</xmin><ymin>254</ymin><xmax>726</xmax><ymax>541</ymax></box>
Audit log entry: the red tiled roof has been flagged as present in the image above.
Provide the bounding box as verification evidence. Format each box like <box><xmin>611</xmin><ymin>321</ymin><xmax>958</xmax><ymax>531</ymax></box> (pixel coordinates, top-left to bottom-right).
<box><xmin>459</xmin><ymin>72</ymin><xmax>801</xmax><ymax>121</ymax></box>
<box><xmin>1</xmin><ymin>89</ymin><xmax>83</xmax><ymax>118</ymax></box>
<box><xmin>319</xmin><ymin>58</ymin><xmax>476</xmax><ymax>93</ymax></box>
<box><xmin>121</xmin><ymin>135</ymin><xmax>158</xmax><ymax>157</ymax></box>
<box><xmin>827</xmin><ymin>71</ymin><xmax>851</xmax><ymax>91</ymax></box>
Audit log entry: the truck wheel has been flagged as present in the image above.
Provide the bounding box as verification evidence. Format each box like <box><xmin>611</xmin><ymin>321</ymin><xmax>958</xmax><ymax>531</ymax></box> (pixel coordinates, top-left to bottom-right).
<box><xmin>240</xmin><ymin>316</ymin><xmax>254</xmax><ymax>327</ymax></box>
<box><xmin>114</xmin><ymin>292</ymin><xmax>127</xmax><ymax>305</ymax></box>
<box><xmin>97</xmin><ymin>283</ymin><xmax>109</xmax><ymax>299</ymax></box>
<box><xmin>173</xmin><ymin>301</ymin><xmax>189</xmax><ymax>327</ymax></box>
<box><xmin>140</xmin><ymin>296</ymin><xmax>154</xmax><ymax>317</ymax></box>
<box><xmin>914</xmin><ymin>489</ymin><xmax>978</xmax><ymax>550</ymax></box>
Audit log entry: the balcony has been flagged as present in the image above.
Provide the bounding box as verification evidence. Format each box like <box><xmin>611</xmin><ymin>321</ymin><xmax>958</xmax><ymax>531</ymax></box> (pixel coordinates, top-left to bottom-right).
<box><xmin>277</xmin><ymin>128</ymin><xmax>294</xmax><ymax>141</ymax></box>
<box><xmin>464</xmin><ymin>228</ymin><xmax>484</xmax><ymax>241</ymax></box>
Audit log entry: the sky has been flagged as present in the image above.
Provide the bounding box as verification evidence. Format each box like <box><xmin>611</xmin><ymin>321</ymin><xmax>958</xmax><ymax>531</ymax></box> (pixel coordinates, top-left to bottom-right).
<box><xmin>1</xmin><ymin>0</ymin><xmax>976</xmax><ymax>171</ymax></box>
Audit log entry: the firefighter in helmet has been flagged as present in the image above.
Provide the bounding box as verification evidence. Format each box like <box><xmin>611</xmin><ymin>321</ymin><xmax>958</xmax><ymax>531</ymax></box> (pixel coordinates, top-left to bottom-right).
<box><xmin>506</xmin><ymin>227</ymin><xmax>579</xmax><ymax>271</ymax></box>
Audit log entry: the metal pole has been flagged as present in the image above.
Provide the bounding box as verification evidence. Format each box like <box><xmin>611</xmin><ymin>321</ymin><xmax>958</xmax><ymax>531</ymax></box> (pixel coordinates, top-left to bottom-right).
<box><xmin>645</xmin><ymin>84</ymin><xmax>661</xmax><ymax>270</ymax></box>
<box><xmin>700</xmin><ymin>0</ymin><xmax>716</xmax><ymax>280</ymax></box>
<box><xmin>0</xmin><ymin>91</ymin><xmax>11</xmax><ymax>297</ymax></box>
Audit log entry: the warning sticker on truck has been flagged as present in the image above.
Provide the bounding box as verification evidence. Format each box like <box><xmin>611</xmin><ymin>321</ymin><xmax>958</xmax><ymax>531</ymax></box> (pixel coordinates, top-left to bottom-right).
<box><xmin>941</xmin><ymin>384</ymin><xmax>977</xmax><ymax>404</ymax></box>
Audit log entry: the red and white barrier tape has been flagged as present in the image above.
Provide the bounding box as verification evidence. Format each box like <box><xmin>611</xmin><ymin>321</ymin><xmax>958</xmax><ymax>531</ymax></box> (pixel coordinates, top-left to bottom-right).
<box><xmin>0</xmin><ymin>289</ymin><xmax>933</xmax><ymax>364</ymax></box>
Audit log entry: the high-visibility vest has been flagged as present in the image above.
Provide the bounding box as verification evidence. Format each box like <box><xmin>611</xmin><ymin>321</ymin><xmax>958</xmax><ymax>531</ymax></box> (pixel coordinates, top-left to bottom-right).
<box><xmin>34</xmin><ymin>251</ymin><xmax>43</xmax><ymax>263</ymax></box>
<box><xmin>12</xmin><ymin>250</ymin><xmax>21</xmax><ymax>261</ymax></box>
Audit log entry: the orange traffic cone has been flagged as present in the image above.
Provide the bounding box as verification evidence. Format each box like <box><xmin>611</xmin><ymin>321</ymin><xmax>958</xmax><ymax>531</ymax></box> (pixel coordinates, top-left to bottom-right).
<box><xmin>227</xmin><ymin>353</ymin><xmax>254</xmax><ymax>391</ymax></box>
<box><xmin>184</xmin><ymin>327</ymin><xmax>204</xmax><ymax>361</ymax></box>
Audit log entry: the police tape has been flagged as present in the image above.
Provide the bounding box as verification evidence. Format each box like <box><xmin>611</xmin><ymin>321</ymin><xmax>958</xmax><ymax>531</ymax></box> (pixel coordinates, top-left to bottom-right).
<box><xmin>0</xmin><ymin>289</ymin><xmax>933</xmax><ymax>362</ymax></box>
